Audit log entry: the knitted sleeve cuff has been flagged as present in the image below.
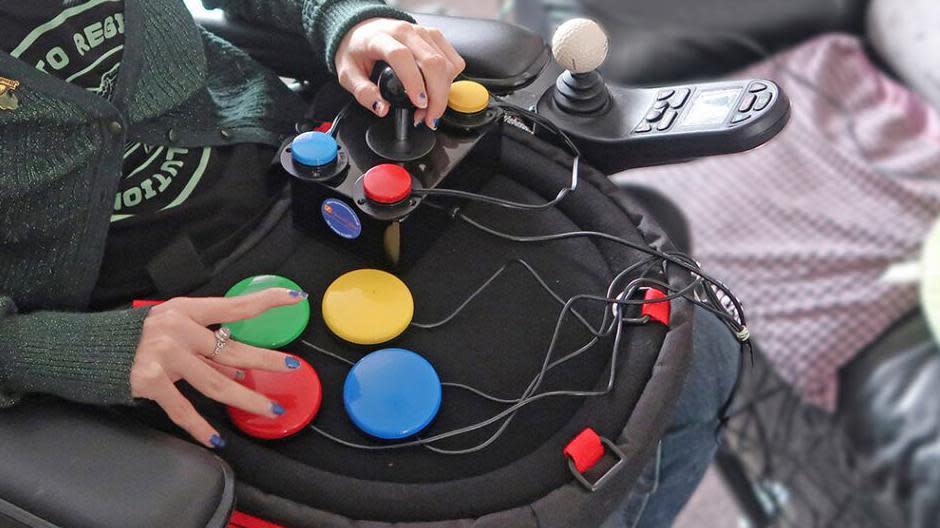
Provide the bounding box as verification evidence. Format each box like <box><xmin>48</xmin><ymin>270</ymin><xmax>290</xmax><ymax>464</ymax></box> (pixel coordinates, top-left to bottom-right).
<box><xmin>0</xmin><ymin>306</ymin><xmax>151</xmax><ymax>406</ymax></box>
<box><xmin>302</xmin><ymin>0</ymin><xmax>416</xmax><ymax>73</ymax></box>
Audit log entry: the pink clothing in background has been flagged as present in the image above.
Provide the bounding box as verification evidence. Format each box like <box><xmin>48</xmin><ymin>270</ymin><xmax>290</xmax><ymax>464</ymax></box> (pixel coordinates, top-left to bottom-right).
<box><xmin>617</xmin><ymin>35</ymin><xmax>940</xmax><ymax>409</ymax></box>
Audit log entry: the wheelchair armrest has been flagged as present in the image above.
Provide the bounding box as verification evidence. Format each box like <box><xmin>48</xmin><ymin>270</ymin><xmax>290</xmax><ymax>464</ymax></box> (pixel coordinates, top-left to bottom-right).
<box><xmin>0</xmin><ymin>399</ymin><xmax>234</xmax><ymax>528</ymax></box>
<box><xmin>194</xmin><ymin>10</ymin><xmax>550</xmax><ymax>94</ymax></box>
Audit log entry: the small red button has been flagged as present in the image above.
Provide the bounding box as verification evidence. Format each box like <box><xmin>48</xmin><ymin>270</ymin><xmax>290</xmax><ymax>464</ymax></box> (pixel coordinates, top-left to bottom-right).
<box><xmin>363</xmin><ymin>164</ymin><xmax>412</xmax><ymax>205</ymax></box>
<box><xmin>227</xmin><ymin>357</ymin><xmax>322</xmax><ymax>440</ymax></box>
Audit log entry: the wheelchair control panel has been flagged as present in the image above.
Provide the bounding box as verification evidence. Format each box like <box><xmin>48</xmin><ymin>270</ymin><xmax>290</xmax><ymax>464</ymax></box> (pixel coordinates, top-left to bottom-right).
<box><xmin>536</xmin><ymin>20</ymin><xmax>790</xmax><ymax>172</ymax></box>
<box><xmin>634</xmin><ymin>81</ymin><xmax>783</xmax><ymax>136</ymax></box>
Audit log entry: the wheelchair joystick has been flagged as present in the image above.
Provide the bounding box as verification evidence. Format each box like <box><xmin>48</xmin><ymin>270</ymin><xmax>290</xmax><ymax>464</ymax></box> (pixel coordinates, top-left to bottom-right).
<box><xmin>366</xmin><ymin>61</ymin><xmax>437</xmax><ymax>161</ymax></box>
<box><xmin>538</xmin><ymin>18</ymin><xmax>790</xmax><ymax>172</ymax></box>
<box><xmin>550</xmin><ymin>18</ymin><xmax>611</xmax><ymax>115</ymax></box>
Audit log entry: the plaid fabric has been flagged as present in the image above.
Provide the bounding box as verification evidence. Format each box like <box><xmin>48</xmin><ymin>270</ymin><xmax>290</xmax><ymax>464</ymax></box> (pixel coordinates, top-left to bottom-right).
<box><xmin>616</xmin><ymin>35</ymin><xmax>940</xmax><ymax>409</ymax></box>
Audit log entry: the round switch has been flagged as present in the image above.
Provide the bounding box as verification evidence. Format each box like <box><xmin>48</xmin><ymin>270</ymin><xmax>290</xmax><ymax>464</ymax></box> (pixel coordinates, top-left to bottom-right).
<box><xmin>363</xmin><ymin>164</ymin><xmax>412</xmax><ymax>205</ymax></box>
<box><xmin>322</xmin><ymin>269</ymin><xmax>414</xmax><ymax>345</ymax></box>
<box><xmin>343</xmin><ymin>348</ymin><xmax>441</xmax><ymax>440</ymax></box>
<box><xmin>448</xmin><ymin>81</ymin><xmax>490</xmax><ymax>114</ymax></box>
<box><xmin>228</xmin><ymin>357</ymin><xmax>322</xmax><ymax>440</ymax></box>
<box><xmin>223</xmin><ymin>275</ymin><xmax>310</xmax><ymax>349</ymax></box>
<box><xmin>291</xmin><ymin>131</ymin><xmax>338</xmax><ymax>167</ymax></box>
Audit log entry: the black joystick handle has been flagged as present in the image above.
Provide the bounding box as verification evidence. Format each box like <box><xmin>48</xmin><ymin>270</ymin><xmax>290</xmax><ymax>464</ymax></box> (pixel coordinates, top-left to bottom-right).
<box><xmin>374</xmin><ymin>61</ymin><xmax>411</xmax><ymax>107</ymax></box>
<box><xmin>366</xmin><ymin>62</ymin><xmax>436</xmax><ymax>162</ymax></box>
<box><xmin>374</xmin><ymin>62</ymin><xmax>414</xmax><ymax>145</ymax></box>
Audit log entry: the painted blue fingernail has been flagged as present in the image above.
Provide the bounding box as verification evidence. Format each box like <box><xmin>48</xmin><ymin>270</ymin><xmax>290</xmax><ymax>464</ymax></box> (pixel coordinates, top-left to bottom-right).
<box><xmin>372</xmin><ymin>100</ymin><xmax>380</xmax><ymax>112</ymax></box>
<box><xmin>289</xmin><ymin>290</ymin><xmax>309</xmax><ymax>299</ymax></box>
<box><xmin>419</xmin><ymin>92</ymin><xmax>427</xmax><ymax>100</ymax></box>
<box><xmin>285</xmin><ymin>356</ymin><xmax>301</xmax><ymax>369</ymax></box>
<box><xmin>210</xmin><ymin>434</ymin><xmax>226</xmax><ymax>449</ymax></box>
<box><xmin>432</xmin><ymin>118</ymin><xmax>440</xmax><ymax>129</ymax></box>
<box><xmin>271</xmin><ymin>402</ymin><xmax>285</xmax><ymax>416</ymax></box>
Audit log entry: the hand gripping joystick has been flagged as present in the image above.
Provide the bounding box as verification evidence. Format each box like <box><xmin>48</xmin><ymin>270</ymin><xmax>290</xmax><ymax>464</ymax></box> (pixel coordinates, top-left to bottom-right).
<box><xmin>366</xmin><ymin>62</ymin><xmax>437</xmax><ymax>161</ymax></box>
<box><xmin>550</xmin><ymin>18</ymin><xmax>611</xmax><ymax>115</ymax></box>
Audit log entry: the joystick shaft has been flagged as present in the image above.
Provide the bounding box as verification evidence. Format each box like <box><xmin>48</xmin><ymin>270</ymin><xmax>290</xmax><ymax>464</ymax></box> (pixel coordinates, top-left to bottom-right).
<box><xmin>367</xmin><ymin>62</ymin><xmax>436</xmax><ymax>161</ymax></box>
<box><xmin>394</xmin><ymin>107</ymin><xmax>410</xmax><ymax>143</ymax></box>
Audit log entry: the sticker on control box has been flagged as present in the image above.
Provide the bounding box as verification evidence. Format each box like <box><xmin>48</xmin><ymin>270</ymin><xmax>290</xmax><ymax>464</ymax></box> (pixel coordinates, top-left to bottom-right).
<box><xmin>321</xmin><ymin>198</ymin><xmax>362</xmax><ymax>239</ymax></box>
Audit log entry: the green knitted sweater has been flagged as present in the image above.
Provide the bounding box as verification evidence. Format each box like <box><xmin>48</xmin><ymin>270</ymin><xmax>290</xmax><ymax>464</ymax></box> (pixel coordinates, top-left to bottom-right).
<box><xmin>0</xmin><ymin>0</ymin><xmax>413</xmax><ymax>406</ymax></box>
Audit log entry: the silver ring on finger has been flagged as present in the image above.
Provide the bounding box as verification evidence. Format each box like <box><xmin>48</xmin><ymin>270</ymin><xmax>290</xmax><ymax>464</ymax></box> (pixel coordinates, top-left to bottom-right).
<box><xmin>209</xmin><ymin>327</ymin><xmax>232</xmax><ymax>360</ymax></box>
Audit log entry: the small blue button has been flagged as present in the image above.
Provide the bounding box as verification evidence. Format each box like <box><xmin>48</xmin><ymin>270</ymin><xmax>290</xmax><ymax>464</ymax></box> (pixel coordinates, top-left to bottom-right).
<box><xmin>343</xmin><ymin>348</ymin><xmax>441</xmax><ymax>440</ymax></box>
<box><xmin>291</xmin><ymin>131</ymin><xmax>338</xmax><ymax>167</ymax></box>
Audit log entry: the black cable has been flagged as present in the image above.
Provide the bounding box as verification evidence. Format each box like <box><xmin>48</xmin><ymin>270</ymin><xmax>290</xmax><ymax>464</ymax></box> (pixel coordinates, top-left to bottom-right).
<box><xmin>327</xmin><ymin>101</ymin><xmax>352</xmax><ymax>138</ymax></box>
<box><xmin>300</xmin><ymin>256</ymin><xmax>708</xmax><ymax>454</ymax></box>
<box><xmin>410</xmin><ymin>100</ymin><xmax>582</xmax><ymax>211</ymax></box>
<box><xmin>411</xmin><ymin>256</ymin><xmax>656</xmax><ymax>333</ymax></box>
<box><xmin>455</xmin><ymin>211</ymin><xmax>749</xmax><ymax>340</ymax></box>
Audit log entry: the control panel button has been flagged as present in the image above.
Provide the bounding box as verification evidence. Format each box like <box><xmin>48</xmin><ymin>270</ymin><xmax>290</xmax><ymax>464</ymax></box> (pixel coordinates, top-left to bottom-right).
<box><xmin>753</xmin><ymin>92</ymin><xmax>773</xmax><ymax>111</ymax></box>
<box><xmin>634</xmin><ymin>121</ymin><xmax>653</xmax><ymax>133</ymax></box>
<box><xmin>656</xmin><ymin>89</ymin><xmax>675</xmax><ymax>101</ymax></box>
<box><xmin>447</xmin><ymin>80</ymin><xmax>490</xmax><ymax>114</ymax></box>
<box><xmin>291</xmin><ymin>131</ymin><xmax>339</xmax><ymax>167</ymax></box>
<box><xmin>653</xmin><ymin>100</ymin><xmax>668</xmax><ymax>110</ymax></box>
<box><xmin>748</xmin><ymin>82</ymin><xmax>768</xmax><ymax>93</ymax></box>
<box><xmin>363</xmin><ymin>164</ymin><xmax>413</xmax><ymax>205</ymax></box>
<box><xmin>738</xmin><ymin>93</ymin><xmax>756</xmax><ymax>113</ymax></box>
<box><xmin>658</xmin><ymin>110</ymin><xmax>678</xmax><ymax>131</ymax></box>
<box><xmin>669</xmin><ymin>88</ymin><xmax>690</xmax><ymax>108</ymax></box>
<box><xmin>645</xmin><ymin>107</ymin><xmax>666</xmax><ymax>122</ymax></box>
<box><xmin>731</xmin><ymin>113</ymin><xmax>751</xmax><ymax>124</ymax></box>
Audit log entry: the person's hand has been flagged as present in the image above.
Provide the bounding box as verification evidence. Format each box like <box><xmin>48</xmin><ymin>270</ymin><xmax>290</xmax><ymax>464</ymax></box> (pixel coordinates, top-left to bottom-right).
<box><xmin>334</xmin><ymin>18</ymin><xmax>466</xmax><ymax>129</ymax></box>
<box><xmin>129</xmin><ymin>288</ymin><xmax>307</xmax><ymax>448</ymax></box>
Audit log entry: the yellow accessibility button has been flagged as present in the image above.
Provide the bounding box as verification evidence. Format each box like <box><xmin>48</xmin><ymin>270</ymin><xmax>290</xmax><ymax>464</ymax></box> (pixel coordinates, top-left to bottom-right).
<box><xmin>448</xmin><ymin>80</ymin><xmax>490</xmax><ymax>114</ymax></box>
<box><xmin>322</xmin><ymin>269</ymin><xmax>414</xmax><ymax>345</ymax></box>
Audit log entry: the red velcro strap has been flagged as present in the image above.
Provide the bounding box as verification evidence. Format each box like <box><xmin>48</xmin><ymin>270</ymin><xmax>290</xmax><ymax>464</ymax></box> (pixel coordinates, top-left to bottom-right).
<box><xmin>131</xmin><ymin>300</ymin><xmax>165</xmax><ymax>309</ymax></box>
<box><xmin>564</xmin><ymin>428</ymin><xmax>606</xmax><ymax>473</ymax></box>
<box><xmin>313</xmin><ymin>121</ymin><xmax>333</xmax><ymax>133</ymax></box>
<box><xmin>641</xmin><ymin>288</ymin><xmax>670</xmax><ymax>326</ymax></box>
<box><xmin>229</xmin><ymin>511</ymin><xmax>286</xmax><ymax>528</ymax></box>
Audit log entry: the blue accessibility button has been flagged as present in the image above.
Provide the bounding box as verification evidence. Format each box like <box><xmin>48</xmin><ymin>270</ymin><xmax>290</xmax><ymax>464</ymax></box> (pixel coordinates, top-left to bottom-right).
<box><xmin>291</xmin><ymin>131</ymin><xmax>338</xmax><ymax>167</ymax></box>
<box><xmin>343</xmin><ymin>348</ymin><xmax>442</xmax><ymax>440</ymax></box>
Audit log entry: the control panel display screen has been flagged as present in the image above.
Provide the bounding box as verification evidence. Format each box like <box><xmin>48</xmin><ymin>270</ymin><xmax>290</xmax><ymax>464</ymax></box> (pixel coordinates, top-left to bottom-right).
<box><xmin>680</xmin><ymin>88</ymin><xmax>742</xmax><ymax>127</ymax></box>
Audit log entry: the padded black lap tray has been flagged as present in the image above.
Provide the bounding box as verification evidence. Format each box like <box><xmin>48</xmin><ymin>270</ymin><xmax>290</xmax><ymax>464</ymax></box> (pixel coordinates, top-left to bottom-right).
<box><xmin>131</xmin><ymin>128</ymin><xmax>677</xmax><ymax>522</ymax></box>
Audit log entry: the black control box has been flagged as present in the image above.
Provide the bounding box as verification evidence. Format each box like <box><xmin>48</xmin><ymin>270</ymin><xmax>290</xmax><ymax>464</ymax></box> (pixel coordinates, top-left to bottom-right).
<box><xmin>281</xmin><ymin>102</ymin><xmax>502</xmax><ymax>269</ymax></box>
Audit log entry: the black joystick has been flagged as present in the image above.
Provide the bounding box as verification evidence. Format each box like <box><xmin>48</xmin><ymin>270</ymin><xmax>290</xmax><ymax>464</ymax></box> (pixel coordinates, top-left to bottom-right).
<box><xmin>365</xmin><ymin>62</ymin><xmax>437</xmax><ymax>162</ymax></box>
<box><xmin>549</xmin><ymin>19</ymin><xmax>611</xmax><ymax>115</ymax></box>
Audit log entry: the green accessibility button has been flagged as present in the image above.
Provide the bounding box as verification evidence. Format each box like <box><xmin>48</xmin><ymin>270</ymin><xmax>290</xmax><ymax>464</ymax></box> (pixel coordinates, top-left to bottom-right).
<box><xmin>223</xmin><ymin>275</ymin><xmax>310</xmax><ymax>349</ymax></box>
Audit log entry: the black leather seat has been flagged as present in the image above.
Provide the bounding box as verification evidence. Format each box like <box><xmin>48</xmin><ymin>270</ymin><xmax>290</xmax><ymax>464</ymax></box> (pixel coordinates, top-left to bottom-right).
<box><xmin>838</xmin><ymin>312</ymin><xmax>940</xmax><ymax>527</ymax></box>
